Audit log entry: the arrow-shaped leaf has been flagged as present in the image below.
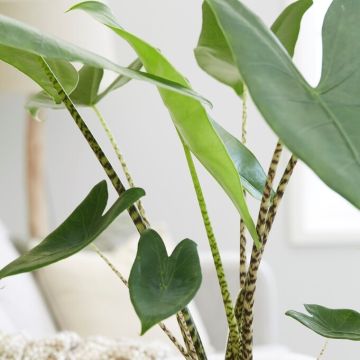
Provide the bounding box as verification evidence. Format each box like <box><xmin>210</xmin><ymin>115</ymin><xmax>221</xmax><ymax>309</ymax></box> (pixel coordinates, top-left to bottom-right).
<box><xmin>69</xmin><ymin>0</ymin><xmax>260</xmax><ymax>247</ymax></box>
<box><xmin>195</xmin><ymin>0</ymin><xmax>312</xmax><ymax>95</ymax></box>
<box><xmin>129</xmin><ymin>229</ymin><xmax>202</xmax><ymax>334</ymax></box>
<box><xmin>286</xmin><ymin>304</ymin><xmax>360</xmax><ymax>341</ymax></box>
<box><xmin>0</xmin><ymin>181</ymin><xmax>145</xmax><ymax>278</ymax></box>
<box><xmin>203</xmin><ymin>0</ymin><xmax>360</xmax><ymax>209</ymax></box>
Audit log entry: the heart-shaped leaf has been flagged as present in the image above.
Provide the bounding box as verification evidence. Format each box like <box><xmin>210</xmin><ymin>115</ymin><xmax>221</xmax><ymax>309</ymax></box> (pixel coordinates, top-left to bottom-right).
<box><xmin>0</xmin><ymin>181</ymin><xmax>145</xmax><ymax>278</ymax></box>
<box><xmin>69</xmin><ymin>0</ymin><xmax>260</xmax><ymax>247</ymax></box>
<box><xmin>129</xmin><ymin>229</ymin><xmax>202</xmax><ymax>334</ymax></box>
<box><xmin>195</xmin><ymin>0</ymin><xmax>312</xmax><ymax>95</ymax></box>
<box><xmin>203</xmin><ymin>0</ymin><xmax>360</xmax><ymax>209</ymax></box>
<box><xmin>286</xmin><ymin>304</ymin><xmax>360</xmax><ymax>341</ymax></box>
<box><xmin>0</xmin><ymin>14</ymin><xmax>208</xmax><ymax>105</ymax></box>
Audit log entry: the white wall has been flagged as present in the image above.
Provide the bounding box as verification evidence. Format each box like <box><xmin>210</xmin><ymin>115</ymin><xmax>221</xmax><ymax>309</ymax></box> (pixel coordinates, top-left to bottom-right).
<box><xmin>1</xmin><ymin>0</ymin><xmax>360</xmax><ymax>358</ymax></box>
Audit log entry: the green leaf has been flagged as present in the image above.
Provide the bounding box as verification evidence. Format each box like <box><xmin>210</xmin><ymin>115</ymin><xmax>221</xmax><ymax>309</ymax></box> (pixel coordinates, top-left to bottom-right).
<box><xmin>0</xmin><ymin>44</ymin><xmax>79</xmax><ymax>100</ymax></box>
<box><xmin>0</xmin><ymin>14</ymin><xmax>209</xmax><ymax>105</ymax></box>
<box><xmin>271</xmin><ymin>0</ymin><xmax>313</xmax><ymax>57</ymax></box>
<box><xmin>212</xmin><ymin>119</ymin><xmax>271</xmax><ymax>200</ymax></box>
<box><xmin>204</xmin><ymin>0</ymin><xmax>360</xmax><ymax>209</ymax></box>
<box><xmin>0</xmin><ymin>181</ymin><xmax>145</xmax><ymax>278</ymax></box>
<box><xmin>96</xmin><ymin>58</ymin><xmax>143</xmax><ymax>102</ymax></box>
<box><xmin>70</xmin><ymin>65</ymin><xmax>104</xmax><ymax>105</ymax></box>
<box><xmin>286</xmin><ymin>304</ymin><xmax>360</xmax><ymax>341</ymax></box>
<box><xmin>69</xmin><ymin>0</ymin><xmax>259</xmax><ymax>247</ymax></box>
<box><xmin>195</xmin><ymin>1</ymin><xmax>244</xmax><ymax>96</ymax></box>
<box><xmin>26</xmin><ymin>59</ymin><xmax>142</xmax><ymax>117</ymax></box>
<box><xmin>129</xmin><ymin>229</ymin><xmax>202</xmax><ymax>334</ymax></box>
<box><xmin>195</xmin><ymin>0</ymin><xmax>311</xmax><ymax>94</ymax></box>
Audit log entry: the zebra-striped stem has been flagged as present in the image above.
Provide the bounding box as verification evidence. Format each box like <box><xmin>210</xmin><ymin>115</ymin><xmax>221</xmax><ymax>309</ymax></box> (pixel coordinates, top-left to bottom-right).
<box><xmin>182</xmin><ymin>142</ymin><xmax>240</xmax><ymax>359</ymax></box>
<box><xmin>240</xmin><ymin>86</ymin><xmax>248</xmax><ymax>290</ymax></box>
<box><xmin>177</xmin><ymin>312</ymin><xmax>198</xmax><ymax>360</ymax></box>
<box><xmin>180</xmin><ymin>308</ymin><xmax>207</xmax><ymax>360</ymax></box>
<box><xmin>92</xmin><ymin>105</ymin><xmax>150</xmax><ymax>226</ymax></box>
<box><xmin>241</xmin><ymin>152</ymin><xmax>297</xmax><ymax>360</ymax></box>
<box><xmin>40</xmin><ymin>58</ymin><xmax>204</xmax><ymax>358</ymax></box>
<box><xmin>232</xmin><ymin>141</ymin><xmax>283</xmax><ymax>357</ymax></box>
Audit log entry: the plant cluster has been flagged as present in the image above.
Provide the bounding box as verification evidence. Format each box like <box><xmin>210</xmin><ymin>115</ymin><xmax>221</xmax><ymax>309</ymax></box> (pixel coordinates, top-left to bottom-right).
<box><xmin>0</xmin><ymin>0</ymin><xmax>360</xmax><ymax>359</ymax></box>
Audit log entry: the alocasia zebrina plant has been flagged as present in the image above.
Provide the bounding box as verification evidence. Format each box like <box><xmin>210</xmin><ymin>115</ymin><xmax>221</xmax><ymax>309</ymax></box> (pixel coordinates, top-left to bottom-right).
<box><xmin>0</xmin><ymin>0</ymin><xmax>359</xmax><ymax>359</ymax></box>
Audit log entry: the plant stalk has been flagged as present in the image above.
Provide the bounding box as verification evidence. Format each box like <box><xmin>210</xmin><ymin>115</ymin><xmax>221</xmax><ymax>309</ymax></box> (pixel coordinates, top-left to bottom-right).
<box><xmin>240</xmin><ymin>147</ymin><xmax>297</xmax><ymax>360</ymax></box>
<box><xmin>182</xmin><ymin>140</ymin><xmax>240</xmax><ymax>359</ymax></box>
<box><xmin>41</xmin><ymin>58</ymin><xmax>205</xmax><ymax>359</ymax></box>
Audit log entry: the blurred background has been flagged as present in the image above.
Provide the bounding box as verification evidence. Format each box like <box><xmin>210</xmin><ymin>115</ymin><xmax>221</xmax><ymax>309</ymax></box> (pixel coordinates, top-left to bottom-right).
<box><xmin>1</xmin><ymin>0</ymin><xmax>360</xmax><ymax>358</ymax></box>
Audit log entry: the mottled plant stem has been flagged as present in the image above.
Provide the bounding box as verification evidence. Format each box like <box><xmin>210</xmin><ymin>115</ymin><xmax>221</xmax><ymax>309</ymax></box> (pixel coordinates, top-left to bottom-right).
<box><xmin>241</xmin><ymin>148</ymin><xmax>297</xmax><ymax>360</ymax></box>
<box><xmin>240</xmin><ymin>86</ymin><xmax>248</xmax><ymax>290</ymax></box>
<box><xmin>182</xmin><ymin>141</ymin><xmax>240</xmax><ymax>359</ymax></box>
<box><xmin>91</xmin><ymin>244</ymin><xmax>192</xmax><ymax>359</ymax></box>
<box><xmin>92</xmin><ymin>105</ymin><xmax>150</xmax><ymax>227</ymax></box>
<box><xmin>177</xmin><ymin>312</ymin><xmax>198</xmax><ymax>360</ymax></box>
<box><xmin>41</xmin><ymin>58</ymin><xmax>205</xmax><ymax>359</ymax></box>
<box><xmin>317</xmin><ymin>340</ymin><xmax>328</xmax><ymax>360</ymax></box>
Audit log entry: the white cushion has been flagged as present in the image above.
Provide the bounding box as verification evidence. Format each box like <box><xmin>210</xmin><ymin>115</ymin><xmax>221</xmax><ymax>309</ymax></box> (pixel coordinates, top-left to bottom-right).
<box><xmin>0</xmin><ymin>220</ymin><xmax>56</xmax><ymax>336</ymax></box>
<box><xmin>36</xmin><ymin>235</ymin><xmax>211</xmax><ymax>348</ymax></box>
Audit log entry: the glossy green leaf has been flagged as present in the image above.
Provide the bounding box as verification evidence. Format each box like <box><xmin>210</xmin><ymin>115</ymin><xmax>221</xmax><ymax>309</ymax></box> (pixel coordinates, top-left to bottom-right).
<box><xmin>129</xmin><ymin>229</ymin><xmax>202</xmax><ymax>334</ymax></box>
<box><xmin>69</xmin><ymin>0</ymin><xmax>259</xmax><ymax>246</ymax></box>
<box><xmin>0</xmin><ymin>14</ymin><xmax>209</xmax><ymax>105</ymax></box>
<box><xmin>212</xmin><ymin>119</ymin><xmax>271</xmax><ymax>200</ymax></box>
<box><xmin>286</xmin><ymin>304</ymin><xmax>360</xmax><ymax>341</ymax></box>
<box><xmin>195</xmin><ymin>0</ymin><xmax>311</xmax><ymax>95</ymax></box>
<box><xmin>204</xmin><ymin>0</ymin><xmax>360</xmax><ymax>209</ymax></box>
<box><xmin>0</xmin><ymin>181</ymin><xmax>145</xmax><ymax>278</ymax></box>
<box><xmin>271</xmin><ymin>0</ymin><xmax>313</xmax><ymax>57</ymax></box>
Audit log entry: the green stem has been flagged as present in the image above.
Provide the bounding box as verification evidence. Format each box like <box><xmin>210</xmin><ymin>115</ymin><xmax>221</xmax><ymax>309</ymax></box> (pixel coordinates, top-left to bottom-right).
<box><xmin>92</xmin><ymin>105</ymin><xmax>150</xmax><ymax>226</ymax></box>
<box><xmin>182</xmin><ymin>141</ymin><xmax>240</xmax><ymax>358</ymax></box>
<box><xmin>40</xmin><ymin>57</ymin><xmax>205</xmax><ymax>359</ymax></box>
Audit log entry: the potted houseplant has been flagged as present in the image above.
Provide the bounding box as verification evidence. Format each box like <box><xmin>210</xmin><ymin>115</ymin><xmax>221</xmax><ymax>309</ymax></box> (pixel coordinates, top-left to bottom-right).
<box><xmin>0</xmin><ymin>0</ymin><xmax>359</xmax><ymax>359</ymax></box>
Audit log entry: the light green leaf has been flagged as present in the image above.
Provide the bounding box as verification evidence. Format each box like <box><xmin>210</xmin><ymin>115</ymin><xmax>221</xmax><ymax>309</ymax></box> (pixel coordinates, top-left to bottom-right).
<box><xmin>286</xmin><ymin>304</ymin><xmax>360</xmax><ymax>341</ymax></box>
<box><xmin>0</xmin><ymin>44</ymin><xmax>78</xmax><ymax>100</ymax></box>
<box><xmin>129</xmin><ymin>229</ymin><xmax>202</xmax><ymax>334</ymax></box>
<box><xmin>69</xmin><ymin>0</ymin><xmax>259</xmax><ymax>246</ymax></box>
<box><xmin>212</xmin><ymin>119</ymin><xmax>271</xmax><ymax>200</ymax></box>
<box><xmin>0</xmin><ymin>14</ymin><xmax>209</xmax><ymax>105</ymax></box>
<box><xmin>0</xmin><ymin>181</ymin><xmax>145</xmax><ymax>278</ymax></box>
<box><xmin>195</xmin><ymin>0</ymin><xmax>311</xmax><ymax>95</ymax></box>
<box><xmin>204</xmin><ymin>0</ymin><xmax>360</xmax><ymax>209</ymax></box>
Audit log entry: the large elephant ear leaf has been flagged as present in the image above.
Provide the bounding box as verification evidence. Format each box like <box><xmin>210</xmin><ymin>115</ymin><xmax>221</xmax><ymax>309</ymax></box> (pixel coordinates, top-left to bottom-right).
<box><xmin>69</xmin><ymin>0</ymin><xmax>260</xmax><ymax>247</ymax></box>
<box><xmin>204</xmin><ymin>0</ymin><xmax>360</xmax><ymax>209</ymax></box>
<box><xmin>129</xmin><ymin>229</ymin><xmax>202</xmax><ymax>334</ymax></box>
<box><xmin>286</xmin><ymin>304</ymin><xmax>360</xmax><ymax>341</ymax></box>
<box><xmin>0</xmin><ymin>181</ymin><xmax>145</xmax><ymax>278</ymax></box>
<box><xmin>195</xmin><ymin>0</ymin><xmax>312</xmax><ymax>95</ymax></box>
